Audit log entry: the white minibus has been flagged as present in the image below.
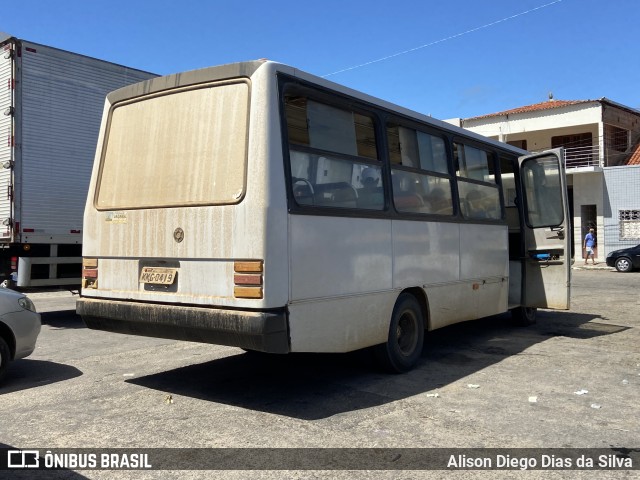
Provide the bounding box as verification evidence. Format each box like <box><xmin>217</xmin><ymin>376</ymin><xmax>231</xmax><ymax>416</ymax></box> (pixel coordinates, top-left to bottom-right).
<box><xmin>77</xmin><ymin>60</ymin><xmax>570</xmax><ymax>372</ymax></box>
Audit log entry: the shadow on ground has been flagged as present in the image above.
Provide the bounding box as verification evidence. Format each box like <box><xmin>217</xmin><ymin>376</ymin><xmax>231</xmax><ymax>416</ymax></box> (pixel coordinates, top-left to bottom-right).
<box><xmin>128</xmin><ymin>309</ymin><xmax>627</xmax><ymax>420</ymax></box>
<box><xmin>40</xmin><ymin>310</ymin><xmax>85</xmax><ymax>330</ymax></box>
<box><xmin>0</xmin><ymin>360</ymin><xmax>82</xmax><ymax>395</ymax></box>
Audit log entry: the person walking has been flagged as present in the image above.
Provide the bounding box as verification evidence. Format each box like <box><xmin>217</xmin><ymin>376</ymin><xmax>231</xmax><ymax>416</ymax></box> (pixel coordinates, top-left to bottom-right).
<box><xmin>584</xmin><ymin>228</ymin><xmax>597</xmax><ymax>265</ymax></box>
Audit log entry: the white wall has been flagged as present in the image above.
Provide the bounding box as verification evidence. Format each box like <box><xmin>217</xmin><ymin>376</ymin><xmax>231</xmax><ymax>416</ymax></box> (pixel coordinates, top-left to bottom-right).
<box><xmin>463</xmin><ymin>103</ymin><xmax>602</xmax><ymax>140</ymax></box>
<box><xmin>571</xmin><ymin>172</ymin><xmax>604</xmax><ymax>261</ymax></box>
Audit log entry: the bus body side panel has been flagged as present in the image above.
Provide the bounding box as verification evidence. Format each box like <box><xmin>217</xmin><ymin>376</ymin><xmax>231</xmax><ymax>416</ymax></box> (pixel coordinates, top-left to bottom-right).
<box><xmin>287</xmin><ymin>215</ymin><xmax>509</xmax><ymax>352</ymax></box>
<box><xmin>458</xmin><ymin>223</ymin><xmax>509</xmax><ymax>320</ymax></box>
<box><xmin>392</xmin><ymin>219</ymin><xmax>458</xmax><ymax>330</ymax></box>
<box><xmin>393</xmin><ymin>220</ymin><xmax>508</xmax><ymax>330</ymax></box>
<box><xmin>287</xmin><ymin>215</ymin><xmax>393</xmax><ymax>352</ymax></box>
<box><xmin>288</xmin><ymin>293</ymin><xmax>396</xmax><ymax>353</ymax></box>
<box><xmin>391</xmin><ymin>221</ymin><xmax>460</xmax><ymax>287</ymax></box>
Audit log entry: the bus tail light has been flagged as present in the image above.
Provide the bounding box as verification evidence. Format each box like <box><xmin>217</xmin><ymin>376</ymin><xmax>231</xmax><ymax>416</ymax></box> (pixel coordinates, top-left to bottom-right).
<box><xmin>234</xmin><ymin>260</ymin><xmax>263</xmax><ymax>299</ymax></box>
<box><xmin>10</xmin><ymin>256</ymin><xmax>17</xmax><ymax>271</ymax></box>
<box><xmin>82</xmin><ymin>258</ymin><xmax>98</xmax><ymax>289</ymax></box>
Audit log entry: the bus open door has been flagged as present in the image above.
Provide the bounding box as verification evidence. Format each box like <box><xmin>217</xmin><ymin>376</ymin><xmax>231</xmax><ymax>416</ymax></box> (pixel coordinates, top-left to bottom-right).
<box><xmin>514</xmin><ymin>149</ymin><xmax>571</xmax><ymax>323</ymax></box>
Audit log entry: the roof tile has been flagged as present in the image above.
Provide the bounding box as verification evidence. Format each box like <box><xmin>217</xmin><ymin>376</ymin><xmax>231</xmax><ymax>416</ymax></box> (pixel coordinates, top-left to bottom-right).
<box><xmin>467</xmin><ymin>100</ymin><xmax>592</xmax><ymax>120</ymax></box>
<box><xmin>627</xmin><ymin>143</ymin><xmax>640</xmax><ymax>165</ymax></box>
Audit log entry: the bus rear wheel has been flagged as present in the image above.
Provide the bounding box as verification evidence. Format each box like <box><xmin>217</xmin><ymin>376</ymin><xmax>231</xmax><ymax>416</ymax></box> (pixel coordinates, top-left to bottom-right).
<box><xmin>374</xmin><ymin>293</ymin><xmax>424</xmax><ymax>373</ymax></box>
<box><xmin>511</xmin><ymin>306</ymin><xmax>537</xmax><ymax>326</ymax></box>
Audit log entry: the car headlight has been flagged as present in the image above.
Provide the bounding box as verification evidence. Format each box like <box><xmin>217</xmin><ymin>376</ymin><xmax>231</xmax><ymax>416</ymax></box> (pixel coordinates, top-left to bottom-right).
<box><xmin>18</xmin><ymin>296</ymin><xmax>37</xmax><ymax>313</ymax></box>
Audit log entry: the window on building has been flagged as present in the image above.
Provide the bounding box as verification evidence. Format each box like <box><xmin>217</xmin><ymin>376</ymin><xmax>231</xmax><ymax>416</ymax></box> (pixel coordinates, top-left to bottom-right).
<box><xmin>507</xmin><ymin>139</ymin><xmax>527</xmax><ymax>150</ymax></box>
<box><xmin>619</xmin><ymin>210</ymin><xmax>640</xmax><ymax>240</ymax></box>
<box><xmin>605</xmin><ymin>125</ymin><xmax>629</xmax><ymax>152</ymax></box>
<box><xmin>551</xmin><ymin>132</ymin><xmax>593</xmax><ymax>149</ymax></box>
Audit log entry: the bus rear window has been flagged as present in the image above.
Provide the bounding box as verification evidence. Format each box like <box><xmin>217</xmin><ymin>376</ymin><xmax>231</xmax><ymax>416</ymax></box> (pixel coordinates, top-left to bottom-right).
<box><xmin>96</xmin><ymin>80</ymin><xmax>249</xmax><ymax>210</ymax></box>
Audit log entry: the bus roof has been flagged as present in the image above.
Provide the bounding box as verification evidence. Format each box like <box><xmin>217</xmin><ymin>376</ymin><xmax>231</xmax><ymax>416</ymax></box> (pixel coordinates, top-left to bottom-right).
<box><xmin>106</xmin><ymin>59</ymin><xmax>528</xmax><ymax>158</ymax></box>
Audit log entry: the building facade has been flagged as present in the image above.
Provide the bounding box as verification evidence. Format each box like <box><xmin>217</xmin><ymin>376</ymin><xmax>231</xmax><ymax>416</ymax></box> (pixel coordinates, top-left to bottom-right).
<box><xmin>448</xmin><ymin>98</ymin><xmax>640</xmax><ymax>262</ymax></box>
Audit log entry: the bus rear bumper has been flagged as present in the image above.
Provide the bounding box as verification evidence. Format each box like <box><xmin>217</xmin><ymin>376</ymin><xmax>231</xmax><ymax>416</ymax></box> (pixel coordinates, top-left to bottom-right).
<box><xmin>77</xmin><ymin>297</ymin><xmax>290</xmax><ymax>354</ymax></box>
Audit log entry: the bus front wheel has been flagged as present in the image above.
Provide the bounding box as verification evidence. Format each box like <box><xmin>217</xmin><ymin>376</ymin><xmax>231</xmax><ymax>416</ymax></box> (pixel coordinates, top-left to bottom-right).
<box><xmin>374</xmin><ymin>293</ymin><xmax>424</xmax><ymax>373</ymax></box>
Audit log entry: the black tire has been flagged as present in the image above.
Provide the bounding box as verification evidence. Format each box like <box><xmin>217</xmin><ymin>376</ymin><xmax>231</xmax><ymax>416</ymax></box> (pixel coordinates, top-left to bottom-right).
<box><xmin>511</xmin><ymin>306</ymin><xmax>537</xmax><ymax>326</ymax></box>
<box><xmin>0</xmin><ymin>336</ymin><xmax>10</xmax><ymax>383</ymax></box>
<box><xmin>374</xmin><ymin>293</ymin><xmax>425</xmax><ymax>373</ymax></box>
<box><xmin>615</xmin><ymin>257</ymin><xmax>632</xmax><ymax>273</ymax></box>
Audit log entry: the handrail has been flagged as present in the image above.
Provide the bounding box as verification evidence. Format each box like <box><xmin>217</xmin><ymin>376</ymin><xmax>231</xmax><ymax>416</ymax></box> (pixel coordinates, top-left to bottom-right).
<box><xmin>532</xmin><ymin>145</ymin><xmax>601</xmax><ymax>169</ymax></box>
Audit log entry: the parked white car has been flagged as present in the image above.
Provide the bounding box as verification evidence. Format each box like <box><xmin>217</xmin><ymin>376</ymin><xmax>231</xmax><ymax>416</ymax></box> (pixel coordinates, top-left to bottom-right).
<box><xmin>0</xmin><ymin>288</ymin><xmax>41</xmax><ymax>382</ymax></box>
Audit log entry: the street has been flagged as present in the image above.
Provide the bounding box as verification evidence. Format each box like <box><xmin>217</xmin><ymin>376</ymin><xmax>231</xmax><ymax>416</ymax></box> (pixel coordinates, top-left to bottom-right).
<box><xmin>1</xmin><ymin>268</ymin><xmax>638</xmax><ymax>479</ymax></box>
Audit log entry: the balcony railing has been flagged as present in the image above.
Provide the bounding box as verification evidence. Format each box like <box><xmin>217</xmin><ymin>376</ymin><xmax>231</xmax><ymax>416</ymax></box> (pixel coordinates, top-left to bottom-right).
<box><xmin>532</xmin><ymin>145</ymin><xmax>601</xmax><ymax>169</ymax></box>
<box><xmin>563</xmin><ymin>145</ymin><xmax>601</xmax><ymax>169</ymax></box>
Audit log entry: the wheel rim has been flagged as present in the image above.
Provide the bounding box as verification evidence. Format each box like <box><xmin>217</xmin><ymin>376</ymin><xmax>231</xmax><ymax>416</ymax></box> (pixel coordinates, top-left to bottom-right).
<box><xmin>396</xmin><ymin>311</ymin><xmax>418</xmax><ymax>356</ymax></box>
<box><xmin>617</xmin><ymin>259</ymin><xmax>630</xmax><ymax>271</ymax></box>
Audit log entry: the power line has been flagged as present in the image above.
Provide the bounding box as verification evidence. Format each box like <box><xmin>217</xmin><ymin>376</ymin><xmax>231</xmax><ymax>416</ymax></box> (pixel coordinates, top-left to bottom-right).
<box><xmin>323</xmin><ymin>0</ymin><xmax>564</xmax><ymax>78</ymax></box>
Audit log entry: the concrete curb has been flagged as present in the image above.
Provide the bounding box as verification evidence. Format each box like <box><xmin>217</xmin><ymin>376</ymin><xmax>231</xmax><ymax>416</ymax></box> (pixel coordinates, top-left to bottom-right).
<box><xmin>571</xmin><ymin>264</ymin><xmax>615</xmax><ymax>271</ymax></box>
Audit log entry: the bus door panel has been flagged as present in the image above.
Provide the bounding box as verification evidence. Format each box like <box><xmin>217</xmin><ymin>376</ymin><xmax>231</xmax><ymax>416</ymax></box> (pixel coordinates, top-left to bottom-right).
<box><xmin>518</xmin><ymin>149</ymin><xmax>571</xmax><ymax>310</ymax></box>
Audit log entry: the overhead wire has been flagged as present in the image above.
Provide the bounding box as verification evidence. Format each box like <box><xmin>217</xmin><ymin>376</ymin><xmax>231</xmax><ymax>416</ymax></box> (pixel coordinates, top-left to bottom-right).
<box><xmin>322</xmin><ymin>0</ymin><xmax>564</xmax><ymax>78</ymax></box>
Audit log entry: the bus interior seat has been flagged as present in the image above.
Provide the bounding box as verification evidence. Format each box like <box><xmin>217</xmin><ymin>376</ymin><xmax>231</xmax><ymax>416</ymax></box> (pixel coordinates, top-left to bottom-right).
<box><xmin>293</xmin><ymin>180</ymin><xmax>314</xmax><ymax>205</ymax></box>
<box><xmin>314</xmin><ymin>182</ymin><xmax>358</xmax><ymax>208</ymax></box>
<box><xmin>392</xmin><ymin>171</ymin><xmax>426</xmax><ymax>212</ymax></box>
<box><xmin>357</xmin><ymin>187</ymin><xmax>384</xmax><ymax>209</ymax></box>
<box><xmin>394</xmin><ymin>193</ymin><xmax>425</xmax><ymax>211</ymax></box>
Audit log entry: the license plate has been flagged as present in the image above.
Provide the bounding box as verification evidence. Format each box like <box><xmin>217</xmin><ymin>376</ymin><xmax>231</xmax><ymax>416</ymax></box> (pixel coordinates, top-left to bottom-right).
<box><xmin>139</xmin><ymin>267</ymin><xmax>177</xmax><ymax>285</ymax></box>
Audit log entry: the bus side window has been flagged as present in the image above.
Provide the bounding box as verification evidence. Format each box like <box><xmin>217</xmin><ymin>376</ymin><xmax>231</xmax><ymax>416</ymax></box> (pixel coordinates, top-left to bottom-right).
<box><xmin>455</xmin><ymin>143</ymin><xmax>502</xmax><ymax>221</ymax></box>
<box><xmin>357</xmin><ymin>166</ymin><xmax>384</xmax><ymax>209</ymax></box>
<box><xmin>284</xmin><ymin>92</ymin><xmax>383</xmax><ymax>211</ymax></box>
<box><xmin>387</xmin><ymin>123</ymin><xmax>453</xmax><ymax>216</ymax></box>
<box><xmin>459</xmin><ymin>182</ymin><xmax>501</xmax><ymax>220</ymax></box>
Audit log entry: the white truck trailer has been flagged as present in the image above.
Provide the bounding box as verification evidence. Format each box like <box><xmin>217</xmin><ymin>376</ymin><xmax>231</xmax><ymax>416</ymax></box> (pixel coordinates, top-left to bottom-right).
<box><xmin>0</xmin><ymin>33</ymin><xmax>156</xmax><ymax>287</ymax></box>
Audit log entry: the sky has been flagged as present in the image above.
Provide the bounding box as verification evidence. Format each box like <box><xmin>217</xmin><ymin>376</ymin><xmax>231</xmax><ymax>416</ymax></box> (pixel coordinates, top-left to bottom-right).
<box><xmin>2</xmin><ymin>0</ymin><xmax>639</xmax><ymax>120</ymax></box>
